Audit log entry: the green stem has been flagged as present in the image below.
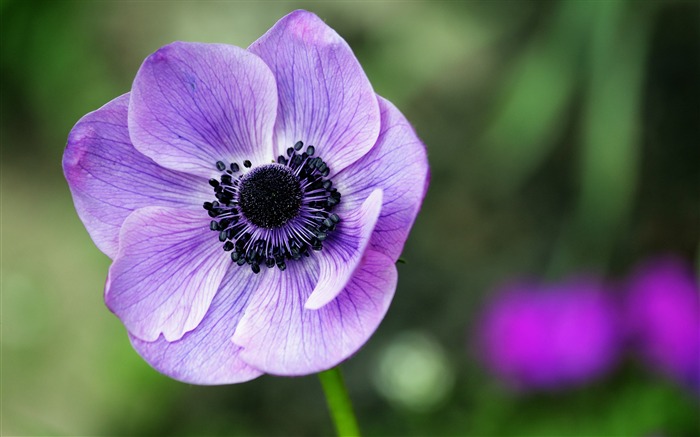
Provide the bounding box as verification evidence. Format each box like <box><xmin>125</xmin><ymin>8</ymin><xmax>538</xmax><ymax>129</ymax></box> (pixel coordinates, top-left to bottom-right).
<box><xmin>318</xmin><ymin>367</ymin><xmax>361</xmax><ymax>437</ymax></box>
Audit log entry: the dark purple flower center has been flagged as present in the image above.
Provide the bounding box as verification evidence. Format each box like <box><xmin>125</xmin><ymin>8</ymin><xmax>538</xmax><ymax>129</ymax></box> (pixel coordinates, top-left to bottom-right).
<box><xmin>203</xmin><ymin>141</ymin><xmax>342</xmax><ymax>274</ymax></box>
<box><xmin>238</xmin><ymin>165</ymin><xmax>303</xmax><ymax>229</ymax></box>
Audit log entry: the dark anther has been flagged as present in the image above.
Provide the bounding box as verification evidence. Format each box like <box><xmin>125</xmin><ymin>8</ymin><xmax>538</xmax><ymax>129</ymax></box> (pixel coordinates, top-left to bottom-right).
<box><xmin>207</xmin><ymin>145</ymin><xmax>343</xmax><ymax>272</ymax></box>
<box><xmin>238</xmin><ymin>165</ymin><xmax>302</xmax><ymax>229</ymax></box>
<box><xmin>245</xmin><ymin>251</ymin><xmax>256</xmax><ymax>263</ymax></box>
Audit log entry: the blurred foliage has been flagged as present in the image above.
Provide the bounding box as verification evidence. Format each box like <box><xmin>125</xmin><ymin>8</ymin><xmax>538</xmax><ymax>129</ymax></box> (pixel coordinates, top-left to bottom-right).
<box><xmin>2</xmin><ymin>0</ymin><xmax>698</xmax><ymax>436</ymax></box>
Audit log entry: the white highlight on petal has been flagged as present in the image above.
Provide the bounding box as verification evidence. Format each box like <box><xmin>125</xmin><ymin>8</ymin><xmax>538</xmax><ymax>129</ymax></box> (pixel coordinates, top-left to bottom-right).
<box><xmin>304</xmin><ymin>189</ymin><xmax>383</xmax><ymax>310</ymax></box>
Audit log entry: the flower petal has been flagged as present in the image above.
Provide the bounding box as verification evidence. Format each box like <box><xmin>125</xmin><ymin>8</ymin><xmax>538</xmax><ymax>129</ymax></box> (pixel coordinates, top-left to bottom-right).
<box><xmin>233</xmin><ymin>249</ymin><xmax>397</xmax><ymax>375</ymax></box>
<box><xmin>335</xmin><ymin>96</ymin><xmax>429</xmax><ymax>261</ymax></box>
<box><xmin>129</xmin><ymin>266</ymin><xmax>264</xmax><ymax>385</ymax></box>
<box><xmin>106</xmin><ymin>206</ymin><xmax>229</xmax><ymax>342</ymax></box>
<box><xmin>128</xmin><ymin>42</ymin><xmax>278</xmax><ymax>178</ymax></box>
<box><xmin>249</xmin><ymin>10</ymin><xmax>380</xmax><ymax>173</ymax></box>
<box><xmin>304</xmin><ymin>189</ymin><xmax>383</xmax><ymax>310</ymax></box>
<box><xmin>63</xmin><ymin>94</ymin><xmax>209</xmax><ymax>259</ymax></box>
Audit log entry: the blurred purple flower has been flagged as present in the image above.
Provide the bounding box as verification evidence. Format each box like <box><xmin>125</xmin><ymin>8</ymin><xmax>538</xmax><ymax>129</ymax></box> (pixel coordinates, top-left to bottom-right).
<box><xmin>624</xmin><ymin>256</ymin><xmax>700</xmax><ymax>389</ymax></box>
<box><xmin>62</xmin><ymin>10</ymin><xmax>428</xmax><ymax>384</ymax></box>
<box><xmin>478</xmin><ymin>277</ymin><xmax>620</xmax><ymax>390</ymax></box>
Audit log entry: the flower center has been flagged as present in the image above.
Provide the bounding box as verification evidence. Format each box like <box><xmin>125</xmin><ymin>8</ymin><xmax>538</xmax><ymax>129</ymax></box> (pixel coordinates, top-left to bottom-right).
<box><xmin>238</xmin><ymin>165</ymin><xmax>302</xmax><ymax>228</ymax></box>
<box><xmin>203</xmin><ymin>141</ymin><xmax>342</xmax><ymax>273</ymax></box>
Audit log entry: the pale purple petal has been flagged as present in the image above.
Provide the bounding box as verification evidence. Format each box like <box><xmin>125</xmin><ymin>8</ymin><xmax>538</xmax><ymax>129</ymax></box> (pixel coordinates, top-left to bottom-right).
<box><xmin>129</xmin><ymin>266</ymin><xmax>264</xmax><ymax>385</ymax></box>
<box><xmin>63</xmin><ymin>94</ymin><xmax>209</xmax><ymax>259</ymax></box>
<box><xmin>249</xmin><ymin>10</ymin><xmax>380</xmax><ymax>174</ymax></box>
<box><xmin>305</xmin><ymin>189</ymin><xmax>383</xmax><ymax>310</ymax></box>
<box><xmin>335</xmin><ymin>96</ymin><xmax>429</xmax><ymax>262</ymax></box>
<box><xmin>106</xmin><ymin>207</ymin><xmax>229</xmax><ymax>342</ymax></box>
<box><xmin>233</xmin><ymin>250</ymin><xmax>397</xmax><ymax>375</ymax></box>
<box><xmin>129</xmin><ymin>42</ymin><xmax>278</xmax><ymax>178</ymax></box>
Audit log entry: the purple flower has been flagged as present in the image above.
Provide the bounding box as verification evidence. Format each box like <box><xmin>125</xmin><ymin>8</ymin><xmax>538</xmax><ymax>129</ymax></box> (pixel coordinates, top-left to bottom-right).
<box><xmin>63</xmin><ymin>11</ymin><xmax>428</xmax><ymax>384</ymax></box>
<box><xmin>624</xmin><ymin>256</ymin><xmax>700</xmax><ymax>389</ymax></box>
<box><xmin>477</xmin><ymin>277</ymin><xmax>620</xmax><ymax>390</ymax></box>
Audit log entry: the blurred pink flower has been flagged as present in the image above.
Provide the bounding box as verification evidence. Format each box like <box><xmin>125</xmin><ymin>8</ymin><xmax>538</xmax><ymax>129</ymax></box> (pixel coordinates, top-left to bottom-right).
<box><xmin>478</xmin><ymin>277</ymin><xmax>620</xmax><ymax>390</ymax></box>
<box><xmin>624</xmin><ymin>256</ymin><xmax>700</xmax><ymax>390</ymax></box>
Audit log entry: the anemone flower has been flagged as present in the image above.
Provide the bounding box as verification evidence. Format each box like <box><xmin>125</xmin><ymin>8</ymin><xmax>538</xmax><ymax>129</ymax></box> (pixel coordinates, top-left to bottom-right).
<box><xmin>478</xmin><ymin>277</ymin><xmax>620</xmax><ymax>390</ymax></box>
<box><xmin>624</xmin><ymin>256</ymin><xmax>700</xmax><ymax>391</ymax></box>
<box><xmin>63</xmin><ymin>10</ymin><xmax>428</xmax><ymax>385</ymax></box>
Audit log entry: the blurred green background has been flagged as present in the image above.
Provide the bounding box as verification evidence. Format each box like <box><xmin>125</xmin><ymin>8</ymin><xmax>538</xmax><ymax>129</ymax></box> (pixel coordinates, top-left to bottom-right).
<box><xmin>2</xmin><ymin>0</ymin><xmax>698</xmax><ymax>436</ymax></box>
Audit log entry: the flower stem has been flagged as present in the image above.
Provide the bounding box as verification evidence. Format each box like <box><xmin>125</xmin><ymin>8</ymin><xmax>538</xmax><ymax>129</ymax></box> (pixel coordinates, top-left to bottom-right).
<box><xmin>318</xmin><ymin>366</ymin><xmax>361</xmax><ymax>437</ymax></box>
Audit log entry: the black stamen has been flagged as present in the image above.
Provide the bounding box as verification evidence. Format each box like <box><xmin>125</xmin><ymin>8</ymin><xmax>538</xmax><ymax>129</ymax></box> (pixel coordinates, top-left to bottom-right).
<box><xmin>238</xmin><ymin>165</ymin><xmax>302</xmax><ymax>229</ymax></box>
<box><xmin>206</xmin><ymin>143</ymin><xmax>343</xmax><ymax>272</ymax></box>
